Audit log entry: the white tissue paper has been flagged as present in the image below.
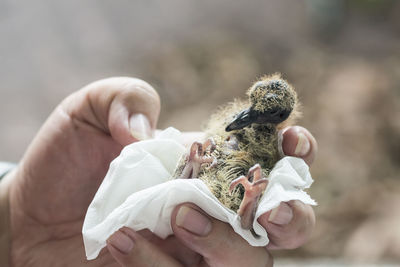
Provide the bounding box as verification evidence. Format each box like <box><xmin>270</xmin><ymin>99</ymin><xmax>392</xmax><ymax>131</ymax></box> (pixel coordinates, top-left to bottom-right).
<box><xmin>82</xmin><ymin>127</ymin><xmax>317</xmax><ymax>260</ymax></box>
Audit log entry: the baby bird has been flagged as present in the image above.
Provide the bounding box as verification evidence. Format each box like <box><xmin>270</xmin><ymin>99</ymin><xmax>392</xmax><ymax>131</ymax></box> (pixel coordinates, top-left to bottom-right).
<box><xmin>174</xmin><ymin>73</ymin><xmax>301</xmax><ymax>230</ymax></box>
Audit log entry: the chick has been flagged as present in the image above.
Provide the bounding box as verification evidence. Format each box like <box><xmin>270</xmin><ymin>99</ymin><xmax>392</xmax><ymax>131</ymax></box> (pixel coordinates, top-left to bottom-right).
<box><xmin>174</xmin><ymin>73</ymin><xmax>301</xmax><ymax>229</ymax></box>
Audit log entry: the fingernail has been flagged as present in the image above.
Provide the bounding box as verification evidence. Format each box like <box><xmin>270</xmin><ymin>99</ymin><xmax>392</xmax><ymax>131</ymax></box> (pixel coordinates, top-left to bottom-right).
<box><xmin>294</xmin><ymin>132</ymin><xmax>310</xmax><ymax>157</ymax></box>
<box><xmin>277</xmin><ymin>128</ymin><xmax>286</xmax><ymax>157</ymax></box>
<box><xmin>129</xmin><ymin>113</ymin><xmax>152</xmax><ymax>140</ymax></box>
<box><xmin>176</xmin><ymin>206</ymin><xmax>212</xmax><ymax>236</ymax></box>
<box><xmin>268</xmin><ymin>203</ymin><xmax>293</xmax><ymax>225</ymax></box>
<box><xmin>107</xmin><ymin>230</ymin><xmax>134</xmax><ymax>254</ymax></box>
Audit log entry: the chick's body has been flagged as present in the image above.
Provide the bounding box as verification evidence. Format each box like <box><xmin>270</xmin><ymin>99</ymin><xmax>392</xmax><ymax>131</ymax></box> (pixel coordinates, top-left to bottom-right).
<box><xmin>174</xmin><ymin>73</ymin><xmax>300</xmax><ymax>225</ymax></box>
<box><xmin>199</xmin><ymin>103</ymin><xmax>281</xmax><ymax>212</ymax></box>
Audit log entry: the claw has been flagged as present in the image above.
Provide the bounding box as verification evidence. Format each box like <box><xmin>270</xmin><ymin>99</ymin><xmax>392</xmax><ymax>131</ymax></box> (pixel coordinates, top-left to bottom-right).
<box><xmin>179</xmin><ymin>138</ymin><xmax>218</xmax><ymax>179</ymax></box>
<box><xmin>229</xmin><ymin>164</ymin><xmax>269</xmax><ymax>229</ymax></box>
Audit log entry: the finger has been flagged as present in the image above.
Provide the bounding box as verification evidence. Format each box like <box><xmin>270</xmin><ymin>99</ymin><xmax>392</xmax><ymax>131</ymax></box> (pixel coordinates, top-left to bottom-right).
<box><xmin>107</xmin><ymin>227</ymin><xmax>183</xmax><ymax>267</ymax></box>
<box><xmin>279</xmin><ymin>126</ymin><xmax>318</xmax><ymax>166</ymax></box>
<box><xmin>137</xmin><ymin>229</ymin><xmax>203</xmax><ymax>267</ymax></box>
<box><xmin>258</xmin><ymin>200</ymin><xmax>316</xmax><ymax>249</ymax></box>
<box><xmin>171</xmin><ymin>204</ymin><xmax>273</xmax><ymax>267</ymax></box>
<box><xmin>62</xmin><ymin>77</ymin><xmax>161</xmax><ymax>146</ymax></box>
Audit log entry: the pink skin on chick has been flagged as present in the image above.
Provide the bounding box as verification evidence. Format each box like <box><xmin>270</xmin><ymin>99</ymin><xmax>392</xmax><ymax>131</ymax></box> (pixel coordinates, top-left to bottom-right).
<box><xmin>179</xmin><ymin>138</ymin><xmax>217</xmax><ymax>179</ymax></box>
<box><xmin>229</xmin><ymin>164</ymin><xmax>269</xmax><ymax>229</ymax></box>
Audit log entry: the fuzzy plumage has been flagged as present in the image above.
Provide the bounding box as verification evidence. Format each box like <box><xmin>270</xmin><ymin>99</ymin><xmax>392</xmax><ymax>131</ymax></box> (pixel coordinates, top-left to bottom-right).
<box><xmin>174</xmin><ymin>73</ymin><xmax>301</xmax><ymax>225</ymax></box>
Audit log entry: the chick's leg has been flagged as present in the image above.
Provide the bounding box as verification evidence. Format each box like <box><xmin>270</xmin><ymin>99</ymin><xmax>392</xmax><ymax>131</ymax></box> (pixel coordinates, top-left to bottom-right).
<box><xmin>229</xmin><ymin>164</ymin><xmax>269</xmax><ymax>229</ymax></box>
<box><xmin>179</xmin><ymin>138</ymin><xmax>217</xmax><ymax>179</ymax></box>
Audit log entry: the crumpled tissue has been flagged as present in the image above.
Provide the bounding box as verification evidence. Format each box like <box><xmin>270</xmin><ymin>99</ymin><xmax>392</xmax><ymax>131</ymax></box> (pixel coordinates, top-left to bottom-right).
<box><xmin>82</xmin><ymin>127</ymin><xmax>317</xmax><ymax>260</ymax></box>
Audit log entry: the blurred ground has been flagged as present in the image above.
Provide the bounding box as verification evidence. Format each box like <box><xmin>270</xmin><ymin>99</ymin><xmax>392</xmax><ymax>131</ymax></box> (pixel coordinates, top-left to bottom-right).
<box><xmin>1</xmin><ymin>0</ymin><xmax>400</xmax><ymax>264</ymax></box>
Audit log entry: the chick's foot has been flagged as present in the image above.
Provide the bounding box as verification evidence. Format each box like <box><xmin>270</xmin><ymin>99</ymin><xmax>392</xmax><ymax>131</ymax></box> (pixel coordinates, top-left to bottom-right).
<box><xmin>179</xmin><ymin>138</ymin><xmax>217</xmax><ymax>179</ymax></box>
<box><xmin>229</xmin><ymin>164</ymin><xmax>269</xmax><ymax>229</ymax></box>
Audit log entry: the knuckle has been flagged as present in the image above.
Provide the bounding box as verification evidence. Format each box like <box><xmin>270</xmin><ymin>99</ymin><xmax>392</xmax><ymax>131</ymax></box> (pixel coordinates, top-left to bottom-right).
<box><xmin>125</xmin><ymin>78</ymin><xmax>159</xmax><ymax>99</ymax></box>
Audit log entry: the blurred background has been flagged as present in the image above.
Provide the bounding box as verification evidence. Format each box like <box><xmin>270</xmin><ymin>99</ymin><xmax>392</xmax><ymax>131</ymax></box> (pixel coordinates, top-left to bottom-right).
<box><xmin>1</xmin><ymin>0</ymin><xmax>400</xmax><ymax>265</ymax></box>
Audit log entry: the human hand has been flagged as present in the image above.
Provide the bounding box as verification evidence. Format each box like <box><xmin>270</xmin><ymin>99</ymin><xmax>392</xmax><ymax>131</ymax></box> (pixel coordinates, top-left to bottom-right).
<box><xmin>7</xmin><ymin>74</ymin><xmax>316</xmax><ymax>266</ymax></box>
<box><xmin>8</xmin><ymin>77</ymin><xmax>160</xmax><ymax>266</ymax></box>
<box><xmin>106</xmin><ymin>126</ymin><xmax>318</xmax><ymax>266</ymax></box>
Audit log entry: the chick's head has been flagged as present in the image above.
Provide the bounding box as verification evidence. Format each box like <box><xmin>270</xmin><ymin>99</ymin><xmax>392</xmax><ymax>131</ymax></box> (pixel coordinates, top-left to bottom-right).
<box><xmin>226</xmin><ymin>73</ymin><xmax>299</xmax><ymax>132</ymax></box>
<box><xmin>248</xmin><ymin>74</ymin><xmax>297</xmax><ymax>117</ymax></box>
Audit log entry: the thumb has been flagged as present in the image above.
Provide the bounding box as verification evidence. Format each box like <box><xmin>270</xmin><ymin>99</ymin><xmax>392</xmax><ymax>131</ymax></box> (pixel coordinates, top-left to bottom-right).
<box><xmin>107</xmin><ymin>78</ymin><xmax>160</xmax><ymax>145</ymax></box>
<box><xmin>64</xmin><ymin>77</ymin><xmax>160</xmax><ymax>146</ymax></box>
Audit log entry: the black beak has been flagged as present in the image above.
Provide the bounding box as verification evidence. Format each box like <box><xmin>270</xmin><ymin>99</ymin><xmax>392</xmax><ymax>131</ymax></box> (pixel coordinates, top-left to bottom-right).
<box><xmin>225</xmin><ymin>108</ymin><xmax>255</xmax><ymax>132</ymax></box>
<box><xmin>225</xmin><ymin>107</ymin><xmax>291</xmax><ymax>132</ymax></box>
